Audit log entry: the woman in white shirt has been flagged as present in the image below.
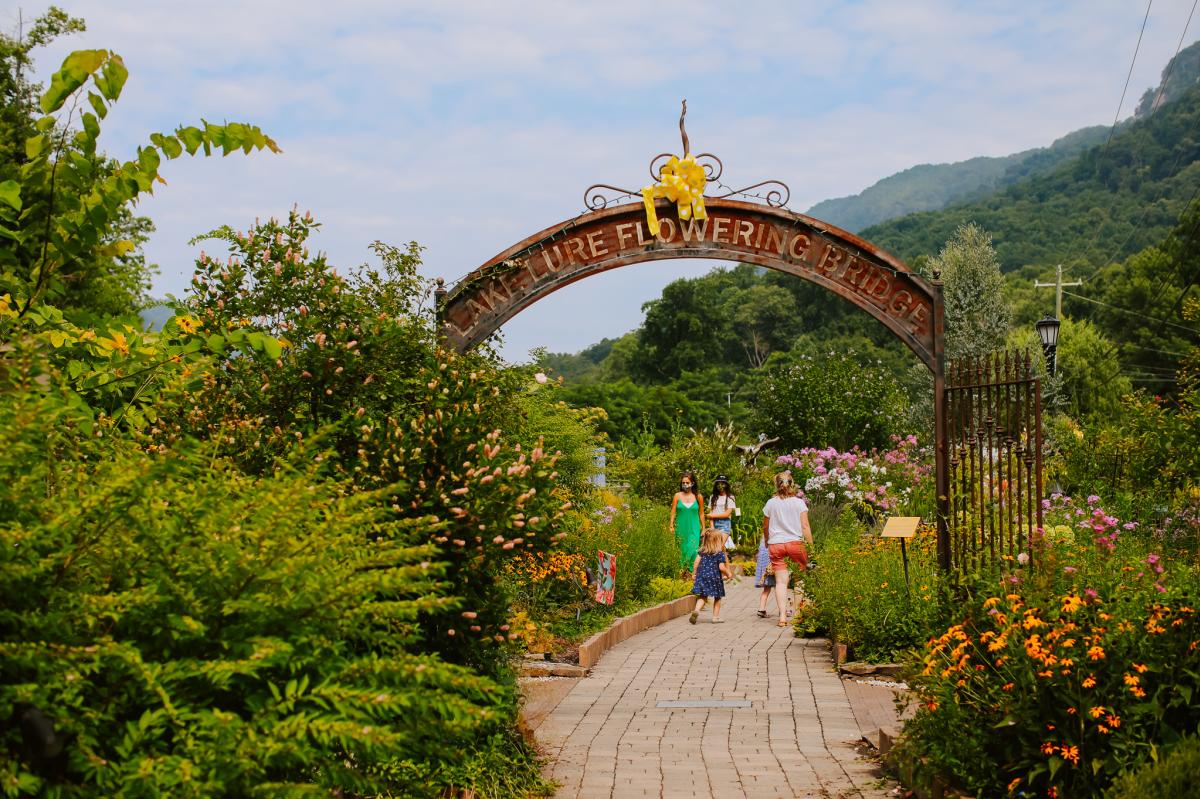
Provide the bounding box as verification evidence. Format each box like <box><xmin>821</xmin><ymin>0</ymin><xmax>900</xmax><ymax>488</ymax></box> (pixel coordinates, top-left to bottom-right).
<box><xmin>707</xmin><ymin>475</ymin><xmax>737</xmax><ymax>548</ymax></box>
<box><xmin>761</xmin><ymin>470</ymin><xmax>813</xmax><ymax>627</ymax></box>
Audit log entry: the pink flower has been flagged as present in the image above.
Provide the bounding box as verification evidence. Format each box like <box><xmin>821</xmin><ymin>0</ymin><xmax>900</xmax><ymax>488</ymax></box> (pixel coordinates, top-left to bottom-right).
<box><xmin>1084</xmin><ymin>588</ymin><xmax>1098</xmax><ymax>598</ymax></box>
<box><xmin>1064</xmin><ymin>566</ymin><xmax>1077</xmax><ymax>573</ymax></box>
<box><xmin>534</xmin><ymin>372</ymin><xmax>548</xmax><ymax>384</ymax></box>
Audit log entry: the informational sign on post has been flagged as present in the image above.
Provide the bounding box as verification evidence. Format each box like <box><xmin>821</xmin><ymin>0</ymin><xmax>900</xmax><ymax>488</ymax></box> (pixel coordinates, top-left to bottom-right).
<box><xmin>881</xmin><ymin>516</ymin><xmax>921</xmax><ymax>592</ymax></box>
<box><xmin>595</xmin><ymin>550</ymin><xmax>617</xmax><ymax>605</ymax></box>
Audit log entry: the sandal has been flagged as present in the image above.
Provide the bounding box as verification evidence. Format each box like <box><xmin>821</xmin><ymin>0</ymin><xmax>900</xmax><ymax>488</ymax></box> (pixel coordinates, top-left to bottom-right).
<box><xmin>756</xmin><ymin>610</ymin><xmax>767</xmax><ymax>618</ymax></box>
<box><xmin>689</xmin><ymin>611</ymin><xmax>699</xmax><ymax>625</ymax></box>
<box><xmin>776</xmin><ymin>620</ymin><xmax>788</xmax><ymax>627</ymax></box>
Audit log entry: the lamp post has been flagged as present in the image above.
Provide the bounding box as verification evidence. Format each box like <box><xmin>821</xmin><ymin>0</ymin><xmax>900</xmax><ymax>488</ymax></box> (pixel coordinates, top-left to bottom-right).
<box><xmin>1035</xmin><ymin>314</ymin><xmax>1061</xmax><ymax>376</ymax></box>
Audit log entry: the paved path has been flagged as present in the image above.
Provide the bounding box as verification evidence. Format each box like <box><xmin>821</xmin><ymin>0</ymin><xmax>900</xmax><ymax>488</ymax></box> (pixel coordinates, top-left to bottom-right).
<box><xmin>537</xmin><ymin>579</ymin><xmax>895</xmax><ymax>799</ymax></box>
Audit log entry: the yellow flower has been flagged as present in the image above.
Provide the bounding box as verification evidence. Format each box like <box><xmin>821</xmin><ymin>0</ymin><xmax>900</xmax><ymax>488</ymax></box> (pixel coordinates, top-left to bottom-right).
<box><xmin>1082</xmin><ymin>676</ymin><xmax>1096</xmax><ymax>689</ymax></box>
<box><xmin>1087</xmin><ymin>645</ymin><xmax>1105</xmax><ymax>661</ymax></box>
<box><xmin>1089</xmin><ymin>705</ymin><xmax>1105</xmax><ymax>718</ymax></box>
<box><xmin>1132</xmin><ymin>662</ymin><xmax>1147</xmax><ymax>673</ymax></box>
<box><xmin>175</xmin><ymin>315</ymin><xmax>201</xmax><ymax>335</ymax></box>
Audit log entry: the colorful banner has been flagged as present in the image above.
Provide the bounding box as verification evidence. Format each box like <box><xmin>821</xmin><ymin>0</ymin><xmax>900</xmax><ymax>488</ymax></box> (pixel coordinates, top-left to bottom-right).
<box><xmin>595</xmin><ymin>550</ymin><xmax>617</xmax><ymax>605</ymax></box>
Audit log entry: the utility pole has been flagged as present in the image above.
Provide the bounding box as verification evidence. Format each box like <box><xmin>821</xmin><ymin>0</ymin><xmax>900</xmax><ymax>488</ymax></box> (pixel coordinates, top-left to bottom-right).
<box><xmin>1033</xmin><ymin>265</ymin><xmax>1082</xmax><ymax>318</ymax></box>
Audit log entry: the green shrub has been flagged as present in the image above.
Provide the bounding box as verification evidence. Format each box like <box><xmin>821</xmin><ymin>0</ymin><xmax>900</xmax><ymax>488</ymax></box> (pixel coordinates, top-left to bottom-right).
<box><xmin>803</xmin><ymin>507</ymin><xmax>944</xmax><ymax>662</ymax></box>
<box><xmin>647</xmin><ymin>577</ymin><xmax>693</xmax><ymax>603</ymax></box>
<box><xmin>898</xmin><ymin>531</ymin><xmax>1200</xmax><ymax>798</ymax></box>
<box><xmin>1108</xmin><ymin>736</ymin><xmax>1200</xmax><ymax>799</ymax></box>
<box><xmin>613</xmin><ymin>423</ymin><xmax>751</xmax><ymax>503</ymax></box>
<box><xmin>0</xmin><ymin>389</ymin><xmax>510</xmax><ymax>797</ymax></box>
<box><xmin>752</xmin><ymin>350</ymin><xmax>907</xmax><ymax>451</ymax></box>
<box><xmin>180</xmin><ymin>215</ymin><xmax>571</xmax><ymax>677</ymax></box>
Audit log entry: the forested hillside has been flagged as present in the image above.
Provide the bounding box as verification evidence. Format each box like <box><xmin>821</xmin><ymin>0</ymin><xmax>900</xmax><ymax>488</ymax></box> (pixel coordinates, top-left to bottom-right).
<box><xmin>806</xmin><ymin>126</ymin><xmax>1107</xmax><ymax>232</ymax></box>
<box><xmin>861</xmin><ymin>81</ymin><xmax>1200</xmax><ymax>271</ymax></box>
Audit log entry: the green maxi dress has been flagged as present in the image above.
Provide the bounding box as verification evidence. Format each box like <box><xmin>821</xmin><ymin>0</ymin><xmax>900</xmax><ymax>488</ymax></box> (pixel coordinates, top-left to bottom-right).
<box><xmin>675</xmin><ymin>499</ymin><xmax>702</xmax><ymax>572</ymax></box>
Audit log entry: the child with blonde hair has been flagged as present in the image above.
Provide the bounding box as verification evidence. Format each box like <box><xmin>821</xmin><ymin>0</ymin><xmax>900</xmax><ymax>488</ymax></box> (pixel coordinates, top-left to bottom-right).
<box><xmin>689</xmin><ymin>527</ymin><xmax>730</xmax><ymax>624</ymax></box>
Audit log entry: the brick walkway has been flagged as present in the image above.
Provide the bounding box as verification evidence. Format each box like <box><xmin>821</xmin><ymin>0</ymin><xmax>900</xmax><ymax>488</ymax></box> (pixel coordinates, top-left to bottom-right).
<box><xmin>537</xmin><ymin>579</ymin><xmax>896</xmax><ymax>798</ymax></box>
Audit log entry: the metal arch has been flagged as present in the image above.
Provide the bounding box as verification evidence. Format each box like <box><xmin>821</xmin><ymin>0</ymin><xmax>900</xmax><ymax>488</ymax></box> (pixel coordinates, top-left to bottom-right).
<box><xmin>440</xmin><ymin>198</ymin><xmax>940</xmax><ymax>371</ymax></box>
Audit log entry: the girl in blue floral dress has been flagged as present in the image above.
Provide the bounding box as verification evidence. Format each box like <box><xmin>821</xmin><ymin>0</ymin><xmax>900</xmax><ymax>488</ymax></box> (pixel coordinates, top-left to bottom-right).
<box><xmin>689</xmin><ymin>528</ymin><xmax>730</xmax><ymax>624</ymax></box>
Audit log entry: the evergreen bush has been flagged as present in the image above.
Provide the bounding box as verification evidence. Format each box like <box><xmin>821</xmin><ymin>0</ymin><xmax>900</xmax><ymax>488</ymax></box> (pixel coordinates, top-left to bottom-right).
<box><xmin>1108</xmin><ymin>735</ymin><xmax>1200</xmax><ymax>799</ymax></box>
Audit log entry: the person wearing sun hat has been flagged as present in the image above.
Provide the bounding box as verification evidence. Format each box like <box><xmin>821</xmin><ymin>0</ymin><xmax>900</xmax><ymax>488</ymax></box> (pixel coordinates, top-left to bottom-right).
<box><xmin>707</xmin><ymin>474</ymin><xmax>737</xmax><ymax>550</ymax></box>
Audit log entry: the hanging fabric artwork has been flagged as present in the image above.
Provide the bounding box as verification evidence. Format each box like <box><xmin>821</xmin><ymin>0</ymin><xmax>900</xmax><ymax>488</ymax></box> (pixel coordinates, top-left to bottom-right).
<box><xmin>595</xmin><ymin>550</ymin><xmax>617</xmax><ymax>605</ymax></box>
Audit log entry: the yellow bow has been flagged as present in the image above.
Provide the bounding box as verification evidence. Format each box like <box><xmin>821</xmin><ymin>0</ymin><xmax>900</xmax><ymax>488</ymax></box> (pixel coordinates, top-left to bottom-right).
<box><xmin>641</xmin><ymin>154</ymin><xmax>707</xmax><ymax>237</ymax></box>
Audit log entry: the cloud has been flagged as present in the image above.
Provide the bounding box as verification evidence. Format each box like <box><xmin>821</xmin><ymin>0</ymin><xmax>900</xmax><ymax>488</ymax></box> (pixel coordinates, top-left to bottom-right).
<box><xmin>20</xmin><ymin>0</ymin><xmax>1200</xmax><ymax>356</ymax></box>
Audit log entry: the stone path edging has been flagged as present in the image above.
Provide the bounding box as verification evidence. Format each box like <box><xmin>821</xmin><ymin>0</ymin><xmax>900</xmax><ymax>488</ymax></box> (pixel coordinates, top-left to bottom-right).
<box><xmin>577</xmin><ymin>593</ymin><xmax>695</xmax><ymax>668</ymax></box>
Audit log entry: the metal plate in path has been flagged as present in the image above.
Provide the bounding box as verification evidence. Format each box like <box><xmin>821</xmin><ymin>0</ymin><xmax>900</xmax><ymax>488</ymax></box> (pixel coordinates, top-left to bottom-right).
<box><xmin>655</xmin><ymin>699</ymin><xmax>752</xmax><ymax>709</ymax></box>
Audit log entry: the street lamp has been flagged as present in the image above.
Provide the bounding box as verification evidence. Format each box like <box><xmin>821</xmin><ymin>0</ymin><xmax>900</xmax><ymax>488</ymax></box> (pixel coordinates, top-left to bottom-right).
<box><xmin>1035</xmin><ymin>314</ymin><xmax>1061</xmax><ymax>376</ymax></box>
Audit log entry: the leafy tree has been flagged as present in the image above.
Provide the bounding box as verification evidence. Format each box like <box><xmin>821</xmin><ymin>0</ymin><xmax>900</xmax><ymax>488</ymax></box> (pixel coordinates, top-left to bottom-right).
<box><xmin>1090</xmin><ymin>198</ymin><xmax>1200</xmax><ymax>390</ymax></box>
<box><xmin>752</xmin><ymin>349</ymin><xmax>908</xmax><ymax>451</ymax></box>
<box><xmin>1010</xmin><ymin>318</ymin><xmax>1132</xmax><ymax>420</ymax></box>
<box><xmin>0</xmin><ymin>47</ymin><xmax>278</xmax><ymax>322</ymax></box>
<box><xmin>0</xmin><ymin>6</ymin><xmax>85</xmax><ymax>180</ymax></box>
<box><xmin>724</xmin><ymin>282</ymin><xmax>797</xmax><ymax>368</ymax></box>
<box><xmin>930</xmin><ymin>223</ymin><xmax>1010</xmax><ymax>359</ymax></box>
<box><xmin>179</xmin><ymin>214</ymin><xmax>571</xmax><ymax>675</ymax></box>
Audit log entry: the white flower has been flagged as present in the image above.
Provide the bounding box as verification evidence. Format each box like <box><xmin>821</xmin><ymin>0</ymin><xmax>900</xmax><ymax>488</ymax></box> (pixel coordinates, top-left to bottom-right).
<box><xmin>534</xmin><ymin>372</ymin><xmax>548</xmax><ymax>384</ymax></box>
<box><xmin>1016</xmin><ymin>552</ymin><xmax>1030</xmax><ymax>566</ymax></box>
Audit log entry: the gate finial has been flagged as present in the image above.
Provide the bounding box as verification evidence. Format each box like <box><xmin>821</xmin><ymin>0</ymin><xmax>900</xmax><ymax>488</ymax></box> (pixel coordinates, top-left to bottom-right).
<box><xmin>679</xmin><ymin>99</ymin><xmax>689</xmax><ymax>156</ymax></box>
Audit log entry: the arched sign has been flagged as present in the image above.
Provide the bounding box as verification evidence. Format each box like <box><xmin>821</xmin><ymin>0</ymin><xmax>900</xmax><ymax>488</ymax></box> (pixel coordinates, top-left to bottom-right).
<box><xmin>441</xmin><ymin>194</ymin><xmax>952</xmax><ymax>571</ymax></box>
<box><xmin>441</xmin><ymin>198</ymin><xmax>944</xmax><ymax>372</ymax></box>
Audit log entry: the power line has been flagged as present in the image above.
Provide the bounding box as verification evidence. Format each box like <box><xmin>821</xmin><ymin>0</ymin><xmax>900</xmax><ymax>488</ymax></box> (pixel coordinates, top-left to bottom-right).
<box><xmin>1084</xmin><ymin>0</ymin><xmax>1200</xmax><ymax>278</ymax></box>
<box><xmin>1062</xmin><ymin>289</ymin><xmax>1198</xmax><ymax>335</ymax></box>
<box><xmin>1102</xmin><ymin>0</ymin><xmax>1155</xmax><ymax>150</ymax></box>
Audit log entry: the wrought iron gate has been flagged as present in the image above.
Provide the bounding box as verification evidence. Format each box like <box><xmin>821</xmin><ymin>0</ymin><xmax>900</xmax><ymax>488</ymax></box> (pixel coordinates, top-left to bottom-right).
<box><xmin>944</xmin><ymin>350</ymin><xmax>1043</xmax><ymax>573</ymax></box>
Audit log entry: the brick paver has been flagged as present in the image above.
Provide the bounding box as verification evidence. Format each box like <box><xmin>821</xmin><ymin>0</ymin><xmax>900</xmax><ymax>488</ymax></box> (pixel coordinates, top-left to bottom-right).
<box><xmin>537</xmin><ymin>579</ymin><xmax>896</xmax><ymax>798</ymax></box>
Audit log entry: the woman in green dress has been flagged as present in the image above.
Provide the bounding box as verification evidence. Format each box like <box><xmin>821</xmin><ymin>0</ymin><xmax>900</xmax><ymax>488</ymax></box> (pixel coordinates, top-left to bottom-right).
<box><xmin>669</xmin><ymin>471</ymin><xmax>706</xmax><ymax>575</ymax></box>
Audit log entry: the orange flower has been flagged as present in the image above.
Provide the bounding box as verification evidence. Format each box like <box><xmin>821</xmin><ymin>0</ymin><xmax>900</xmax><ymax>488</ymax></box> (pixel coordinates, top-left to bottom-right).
<box><xmin>1123</xmin><ymin>673</ymin><xmax>1139</xmax><ymax>687</ymax></box>
<box><xmin>1082</xmin><ymin>676</ymin><xmax>1096</xmax><ymax>689</ymax></box>
<box><xmin>1089</xmin><ymin>705</ymin><xmax>1105</xmax><ymax>718</ymax></box>
<box><xmin>1062</xmin><ymin>595</ymin><xmax>1083</xmax><ymax>613</ymax></box>
<box><xmin>1132</xmin><ymin>663</ymin><xmax>1147</xmax><ymax>673</ymax></box>
<box><xmin>1002</xmin><ymin>682</ymin><xmax>1014</xmax><ymax>691</ymax></box>
<box><xmin>1130</xmin><ymin>686</ymin><xmax>1146</xmax><ymax>698</ymax></box>
<box><xmin>1060</xmin><ymin>745</ymin><xmax>1080</xmax><ymax>765</ymax></box>
<box><xmin>1087</xmin><ymin>645</ymin><xmax>1105</xmax><ymax>661</ymax></box>
<box><xmin>1007</xmin><ymin>777</ymin><xmax>1021</xmax><ymax>793</ymax></box>
<box><xmin>1106</xmin><ymin>714</ymin><xmax>1121</xmax><ymax>728</ymax></box>
<box><xmin>1041</xmin><ymin>742</ymin><xmax>1055</xmax><ymax>755</ymax></box>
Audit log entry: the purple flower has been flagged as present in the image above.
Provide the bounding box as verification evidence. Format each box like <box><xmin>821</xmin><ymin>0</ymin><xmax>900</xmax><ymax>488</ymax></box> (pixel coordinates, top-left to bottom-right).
<box><xmin>1087</xmin><ymin>495</ymin><xmax>1101</xmax><ymax>505</ymax></box>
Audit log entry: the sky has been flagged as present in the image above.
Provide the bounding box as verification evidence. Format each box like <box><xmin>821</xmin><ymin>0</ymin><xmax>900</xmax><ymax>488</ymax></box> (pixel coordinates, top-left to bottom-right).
<box><xmin>8</xmin><ymin>0</ymin><xmax>1199</xmax><ymax>359</ymax></box>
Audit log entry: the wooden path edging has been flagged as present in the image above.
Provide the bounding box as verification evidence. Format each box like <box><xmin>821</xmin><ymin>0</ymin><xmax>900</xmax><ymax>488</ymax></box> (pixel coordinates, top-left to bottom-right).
<box><xmin>576</xmin><ymin>594</ymin><xmax>694</xmax><ymax>668</ymax></box>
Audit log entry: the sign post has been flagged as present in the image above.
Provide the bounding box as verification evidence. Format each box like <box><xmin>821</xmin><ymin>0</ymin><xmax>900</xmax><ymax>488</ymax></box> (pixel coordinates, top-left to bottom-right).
<box><xmin>880</xmin><ymin>517</ymin><xmax>921</xmax><ymax>594</ymax></box>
